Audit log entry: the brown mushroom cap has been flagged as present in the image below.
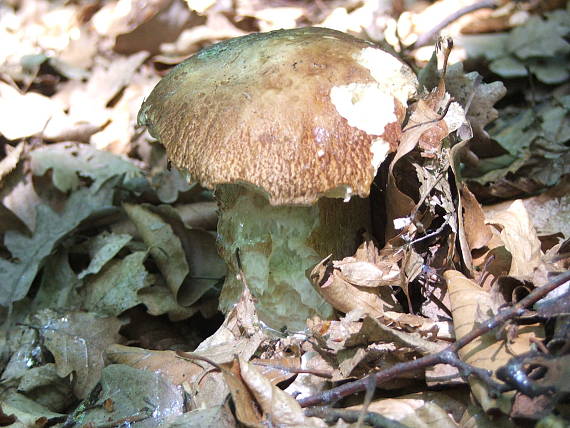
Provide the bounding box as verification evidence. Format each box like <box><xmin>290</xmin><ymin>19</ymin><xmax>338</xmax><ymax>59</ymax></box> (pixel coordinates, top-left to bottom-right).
<box><xmin>138</xmin><ymin>27</ymin><xmax>417</xmax><ymax>205</ymax></box>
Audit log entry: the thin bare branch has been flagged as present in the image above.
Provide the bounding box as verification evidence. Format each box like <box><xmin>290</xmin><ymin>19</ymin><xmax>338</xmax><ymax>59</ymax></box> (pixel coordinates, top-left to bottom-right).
<box><xmin>298</xmin><ymin>270</ymin><xmax>570</xmax><ymax>408</ymax></box>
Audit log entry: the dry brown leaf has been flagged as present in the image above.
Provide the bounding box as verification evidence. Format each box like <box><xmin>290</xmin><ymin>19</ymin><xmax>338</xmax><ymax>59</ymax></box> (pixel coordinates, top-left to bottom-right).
<box><xmin>334</xmin><ymin>259</ymin><xmax>400</xmax><ymax>288</ymax></box>
<box><xmin>92</xmin><ymin>0</ymin><xmax>193</xmax><ymax>54</ymax></box>
<box><xmin>238</xmin><ymin>357</ymin><xmax>326</xmax><ymax>427</ymax></box>
<box><xmin>68</xmin><ymin>51</ymin><xmax>148</xmax><ymax>122</ymax></box>
<box><xmin>0</xmin><ymin>167</ymin><xmax>43</xmax><ymax>231</ymax></box>
<box><xmin>484</xmin><ymin>186</ymin><xmax>570</xmax><ymax>241</ymax></box>
<box><xmin>283</xmin><ymin>351</ymin><xmax>332</xmax><ymax>401</ymax></box>
<box><xmin>460</xmin><ymin>183</ymin><xmax>492</xmax><ymax>250</ymax></box>
<box><xmin>425</xmin><ymin>362</ymin><xmax>464</xmax><ymax>387</ymax></box>
<box><xmin>351</xmin><ymin>391</ymin><xmax>463</xmax><ymax>427</ymax></box>
<box><xmin>234</xmin><ymin>0</ymin><xmax>309</xmax><ymax>32</ymax></box>
<box><xmin>0</xmin><ymin>82</ymin><xmax>65</xmax><ymax>140</ymax></box>
<box><xmin>397</xmin><ymin>0</ymin><xmax>487</xmax><ymax>49</ymax></box>
<box><xmin>445</xmin><ymin>270</ymin><xmax>544</xmax><ymax>414</ymax></box>
<box><xmin>458</xmin><ymin>0</ymin><xmax>565</xmax><ymax>35</ymax></box>
<box><xmin>107</xmin><ymin>344</ymin><xmax>202</xmax><ymax>386</ymax></box>
<box><xmin>252</xmin><ymin>7</ymin><xmax>305</xmax><ymax>32</ymax></box>
<box><xmin>337</xmin><ymin>347</ymin><xmax>370</xmax><ymax>379</ymax></box>
<box><xmin>485</xmin><ymin>200</ymin><xmax>543</xmax><ymax>277</ymax></box>
<box><xmin>311</xmin><ymin>257</ymin><xmax>387</xmax><ymax>318</ymax></box>
<box><xmin>310</xmin><ymin>236</ymin><xmax>401</xmax><ymax>317</ymax></box>
<box><xmin>307</xmin><ymin>316</ymin><xmax>366</xmax><ymax>353</ymax></box>
<box><xmin>321</xmin><ymin>1</ymin><xmax>395</xmax><ymax>41</ymax></box>
<box><xmin>176</xmin><ymin>287</ymin><xmax>263</xmax><ymax>411</ymax></box>
<box><xmin>185</xmin><ymin>0</ymin><xmax>217</xmax><ymax>14</ymax></box>
<box><xmin>89</xmin><ymin>70</ymin><xmax>156</xmax><ymax>153</ymax></box>
<box><xmin>194</xmin><ymin>283</ymin><xmax>264</xmax><ymax>364</ymax></box>
<box><xmin>220</xmin><ymin>359</ymin><xmax>263</xmax><ymax>427</ymax></box>
<box><xmin>169</xmin><ymin>404</ymin><xmax>237</xmax><ymax>427</ymax></box>
<box><xmin>160</xmin><ymin>13</ymin><xmax>246</xmax><ymax>58</ymax></box>
<box><xmin>0</xmin><ymin>142</ymin><xmax>25</xmax><ymax>186</ymax></box>
<box><xmin>385</xmin><ymin>98</ymin><xmax>445</xmax><ymax>240</ymax></box>
<box><xmin>250</xmin><ymin>357</ymin><xmax>301</xmax><ymax>386</ymax></box>
<box><xmin>449</xmin><ymin>140</ymin><xmax>476</xmax><ymax>275</ymax></box>
<box><xmin>382</xmin><ymin>311</ymin><xmax>454</xmax><ymax>341</ymax></box>
<box><xmin>346</xmin><ymin>316</ymin><xmax>445</xmax><ymax>356</ymax></box>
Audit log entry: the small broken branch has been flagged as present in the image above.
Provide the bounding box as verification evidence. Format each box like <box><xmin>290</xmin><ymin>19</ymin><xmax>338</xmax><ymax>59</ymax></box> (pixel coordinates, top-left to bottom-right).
<box><xmin>298</xmin><ymin>270</ymin><xmax>570</xmax><ymax>407</ymax></box>
<box><xmin>412</xmin><ymin>0</ymin><xmax>498</xmax><ymax>49</ymax></box>
<box><xmin>304</xmin><ymin>406</ymin><xmax>408</xmax><ymax>428</ymax></box>
<box><xmin>252</xmin><ymin>362</ymin><xmax>333</xmax><ymax>379</ymax></box>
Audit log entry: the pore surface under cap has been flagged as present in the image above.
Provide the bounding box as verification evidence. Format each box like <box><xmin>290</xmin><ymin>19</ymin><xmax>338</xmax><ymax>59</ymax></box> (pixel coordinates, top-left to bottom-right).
<box><xmin>138</xmin><ymin>27</ymin><xmax>417</xmax><ymax>205</ymax></box>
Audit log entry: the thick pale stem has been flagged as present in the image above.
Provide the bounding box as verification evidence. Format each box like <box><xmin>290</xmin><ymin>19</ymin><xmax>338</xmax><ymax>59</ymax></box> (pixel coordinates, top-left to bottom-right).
<box><xmin>216</xmin><ymin>184</ymin><xmax>371</xmax><ymax>330</ymax></box>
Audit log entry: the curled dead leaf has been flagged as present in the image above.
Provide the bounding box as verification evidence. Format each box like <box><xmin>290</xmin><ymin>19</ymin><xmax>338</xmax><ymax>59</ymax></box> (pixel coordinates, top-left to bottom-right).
<box><xmin>445</xmin><ymin>270</ymin><xmax>544</xmax><ymax>414</ymax></box>
<box><xmin>310</xmin><ymin>257</ymin><xmax>387</xmax><ymax>318</ymax></box>
<box><xmin>485</xmin><ymin>200</ymin><xmax>543</xmax><ymax>278</ymax></box>
<box><xmin>238</xmin><ymin>357</ymin><xmax>326</xmax><ymax>427</ymax></box>
<box><xmin>334</xmin><ymin>259</ymin><xmax>400</xmax><ymax>287</ymax></box>
<box><xmin>460</xmin><ymin>183</ymin><xmax>492</xmax><ymax>250</ymax></box>
<box><xmin>107</xmin><ymin>344</ymin><xmax>202</xmax><ymax>386</ymax></box>
<box><xmin>251</xmin><ymin>357</ymin><xmax>302</xmax><ymax>386</ymax></box>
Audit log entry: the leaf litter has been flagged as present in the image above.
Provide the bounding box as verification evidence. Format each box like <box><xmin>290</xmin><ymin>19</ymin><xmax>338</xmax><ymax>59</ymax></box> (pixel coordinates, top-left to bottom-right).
<box><xmin>0</xmin><ymin>1</ymin><xmax>569</xmax><ymax>427</ymax></box>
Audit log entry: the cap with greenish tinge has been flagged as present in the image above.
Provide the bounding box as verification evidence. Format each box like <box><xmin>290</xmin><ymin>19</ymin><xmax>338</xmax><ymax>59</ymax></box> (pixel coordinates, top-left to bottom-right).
<box><xmin>138</xmin><ymin>27</ymin><xmax>418</xmax><ymax>205</ymax></box>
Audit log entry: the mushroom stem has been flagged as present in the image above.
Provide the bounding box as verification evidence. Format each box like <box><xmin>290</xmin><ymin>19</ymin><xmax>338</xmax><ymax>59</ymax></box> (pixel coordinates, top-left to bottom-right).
<box><xmin>216</xmin><ymin>184</ymin><xmax>371</xmax><ymax>330</ymax></box>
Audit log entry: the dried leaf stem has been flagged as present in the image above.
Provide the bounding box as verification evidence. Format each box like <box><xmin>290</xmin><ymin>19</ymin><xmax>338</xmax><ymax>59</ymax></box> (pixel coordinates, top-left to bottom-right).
<box><xmin>298</xmin><ymin>270</ymin><xmax>570</xmax><ymax>408</ymax></box>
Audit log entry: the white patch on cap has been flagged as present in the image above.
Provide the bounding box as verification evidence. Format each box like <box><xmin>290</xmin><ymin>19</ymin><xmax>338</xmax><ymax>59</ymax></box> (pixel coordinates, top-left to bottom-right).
<box><xmin>330</xmin><ymin>83</ymin><xmax>396</xmax><ymax>135</ymax></box>
<box><xmin>370</xmin><ymin>138</ymin><xmax>390</xmax><ymax>171</ymax></box>
<box><xmin>356</xmin><ymin>47</ymin><xmax>418</xmax><ymax>106</ymax></box>
<box><xmin>317</xmin><ymin>149</ymin><xmax>325</xmax><ymax>157</ymax></box>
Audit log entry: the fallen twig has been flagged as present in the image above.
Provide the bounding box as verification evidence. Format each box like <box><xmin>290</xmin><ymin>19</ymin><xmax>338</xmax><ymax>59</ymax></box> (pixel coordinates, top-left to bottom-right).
<box><xmin>304</xmin><ymin>406</ymin><xmax>408</xmax><ymax>428</ymax></box>
<box><xmin>252</xmin><ymin>362</ymin><xmax>333</xmax><ymax>379</ymax></box>
<box><xmin>298</xmin><ymin>270</ymin><xmax>570</xmax><ymax>407</ymax></box>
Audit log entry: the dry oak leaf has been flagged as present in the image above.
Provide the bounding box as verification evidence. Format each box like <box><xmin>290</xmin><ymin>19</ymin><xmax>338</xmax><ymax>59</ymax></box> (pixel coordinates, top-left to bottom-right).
<box><xmin>238</xmin><ymin>356</ymin><xmax>326</xmax><ymax>427</ymax></box>
<box><xmin>445</xmin><ymin>270</ymin><xmax>544</xmax><ymax>414</ymax></box>
<box><xmin>460</xmin><ymin>183</ymin><xmax>493</xmax><ymax>250</ymax></box>
<box><xmin>221</xmin><ymin>358</ymin><xmax>262</xmax><ymax>428</ymax></box>
<box><xmin>311</xmin><ymin>257</ymin><xmax>389</xmax><ymax>318</ymax></box>
<box><xmin>33</xmin><ymin>310</ymin><xmax>122</xmax><ymax>399</ymax></box>
<box><xmin>107</xmin><ymin>344</ymin><xmax>202</xmax><ymax>386</ymax></box>
<box><xmin>334</xmin><ymin>259</ymin><xmax>400</xmax><ymax>287</ymax></box>
<box><xmin>485</xmin><ymin>199</ymin><xmax>543</xmax><ymax>278</ymax></box>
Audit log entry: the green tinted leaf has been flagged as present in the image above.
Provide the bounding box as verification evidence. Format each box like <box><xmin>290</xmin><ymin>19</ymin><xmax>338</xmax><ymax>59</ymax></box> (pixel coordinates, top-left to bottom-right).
<box><xmin>508</xmin><ymin>12</ymin><xmax>570</xmax><ymax>59</ymax></box>
<box><xmin>33</xmin><ymin>309</ymin><xmax>122</xmax><ymax>398</ymax></box>
<box><xmin>32</xmin><ymin>251</ymin><xmax>81</xmax><ymax>311</ymax></box>
<box><xmin>78</xmin><ymin>232</ymin><xmax>132</xmax><ymax>279</ymax></box>
<box><xmin>83</xmin><ymin>251</ymin><xmax>150</xmax><ymax>316</ymax></box>
<box><xmin>123</xmin><ymin>204</ymin><xmax>189</xmax><ymax>298</ymax></box>
<box><xmin>31</xmin><ymin>142</ymin><xmax>141</xmax><ymax>192</ymax></box>
<box><xmin>0</xmin><ymin>179</ymin><xmax>116</xmax><ymax>306</ymax></box>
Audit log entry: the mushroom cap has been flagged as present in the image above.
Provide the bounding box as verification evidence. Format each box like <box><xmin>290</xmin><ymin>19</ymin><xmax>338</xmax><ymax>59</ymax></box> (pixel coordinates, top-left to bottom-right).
<box><xmin>138</xmin><ymin>27</ymin><xmax>418</xmax><ymax>205</ymax></box>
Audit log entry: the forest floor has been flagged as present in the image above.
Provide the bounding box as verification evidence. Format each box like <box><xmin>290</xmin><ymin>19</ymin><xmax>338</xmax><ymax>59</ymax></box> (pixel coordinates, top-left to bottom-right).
<box><xmin>0</xmin><ymin>0</ymin><xmax>569</xmax><ymax>427</ymax></box>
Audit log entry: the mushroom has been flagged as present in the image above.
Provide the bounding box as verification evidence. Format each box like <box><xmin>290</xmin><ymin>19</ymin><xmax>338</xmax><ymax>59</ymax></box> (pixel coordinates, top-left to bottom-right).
<box><xmin>138</xmin><ymin>27</ymin><xmax>418</xmax><ymax>330</ymax></box>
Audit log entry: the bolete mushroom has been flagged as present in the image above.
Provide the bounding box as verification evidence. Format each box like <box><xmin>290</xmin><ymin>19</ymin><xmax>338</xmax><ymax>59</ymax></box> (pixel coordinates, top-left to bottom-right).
<box><xmin>138</xmin><ymin>27</ymin><xmax>418</xmax><ymax>330</ymax></box>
